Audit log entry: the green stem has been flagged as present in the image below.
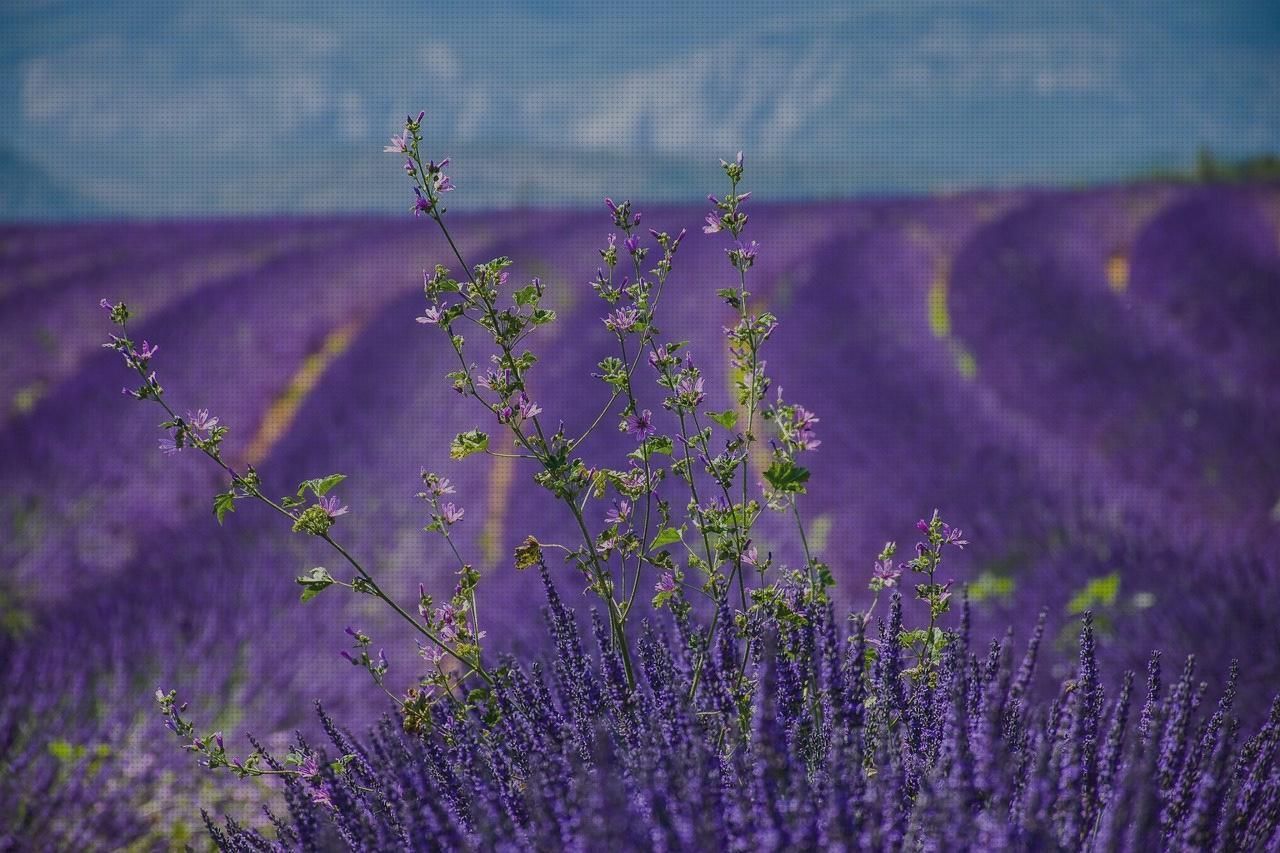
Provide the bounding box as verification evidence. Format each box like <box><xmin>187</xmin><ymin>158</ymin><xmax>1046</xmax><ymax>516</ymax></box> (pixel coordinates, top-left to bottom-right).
<box><xmin>126</xmin><ymin>348</ymin><xmax>491</xmax><ymax>684</ymax></box>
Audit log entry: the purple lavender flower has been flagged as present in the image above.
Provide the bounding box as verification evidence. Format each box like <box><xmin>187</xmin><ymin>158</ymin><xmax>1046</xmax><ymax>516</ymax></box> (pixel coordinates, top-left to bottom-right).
<box><xmin>623</xmin><ymin>409</ymin><xmax>656</xmax><ymax>440</ymax></box>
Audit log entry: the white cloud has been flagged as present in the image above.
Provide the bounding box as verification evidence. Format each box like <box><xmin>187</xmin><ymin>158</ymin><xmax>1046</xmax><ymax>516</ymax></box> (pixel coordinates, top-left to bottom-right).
<box><xmin>339</xmin><ymin>92</ymin><xmax>369</xmax><ymax>140</ymax></box>
<box><xmin>418</xmin><ymin>41</ymin><xmax>459</xmax><ymax>79</ymax></box>
<box><xmin>232</xmin><ymin>20</ymin><xmax>340</xmax><ymax>57</ymax></box>
<box><xmin>457</xmin><ymin>86</ymin><xmax>490</xmax><ymax>140</ymax></box>
<box><xmin>21</xmin><ymin>33</ymin><xmax>337</xmax><ymax>146</ymax></box>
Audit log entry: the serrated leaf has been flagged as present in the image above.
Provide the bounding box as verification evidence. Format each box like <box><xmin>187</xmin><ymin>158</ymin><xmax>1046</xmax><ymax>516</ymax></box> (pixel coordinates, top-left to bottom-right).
<box><xmin>650</xmin><ymin>527</ymin><xmax>682</xmax><ymax>549</ymax></box>
<box><xmin>450</xmin><ymin>429</ymin><xmax>490</xmax><ymax>460</ymax></box>
<box><xmin>296</xmin><ymin>567</ymin><xmax>335</xmax><ymax>602</ymax></box>
<box><xmin>297</xmin><ymin>473</ymin><xmax>347</xmax><ymax>498</ymax></box>
<box><xmin>629</xmin><ymin>435</ymin><xmax>673</xmax><ymax>460</ymax></box>
<box><xmin>763</xmin><ymin>458</ymin><xmax>810</xmax><ymax>493</ymax></box>
<box><xmin>707</xmin><ymin>410</ymin><xmax>738</xmax><ymax>430</ymax></box>
<box><xmin>314</xmin><ymin>474</ymin><xmax>347</xmax><ymax>495</ymax></box>
<box><xmin>214</xmin><ymin>491</ymin><xmax>237</xmax><ymax>525</ymax></box>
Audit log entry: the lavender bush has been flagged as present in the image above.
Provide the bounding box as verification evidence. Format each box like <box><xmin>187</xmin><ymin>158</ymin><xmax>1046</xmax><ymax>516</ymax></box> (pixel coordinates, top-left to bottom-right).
<box><xmin>79</xmin><ymin>111</ymin><xmax>1280</xmax><ymax>849</ymax></box>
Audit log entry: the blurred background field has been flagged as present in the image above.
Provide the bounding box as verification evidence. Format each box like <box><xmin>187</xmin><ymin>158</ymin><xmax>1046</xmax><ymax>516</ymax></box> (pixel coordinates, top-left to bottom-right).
<box><xmin>2</xmin><ymin>0</ymin><xmax>1279</xmax><ymax>846</ymax></box>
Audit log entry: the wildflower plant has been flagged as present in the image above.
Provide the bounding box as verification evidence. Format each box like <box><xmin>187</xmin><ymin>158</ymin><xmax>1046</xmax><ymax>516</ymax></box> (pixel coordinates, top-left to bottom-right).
<box><xmin>99</xmin><ymin>111</ymin><xmax>1280</xmax><ymax>849</ymax></box>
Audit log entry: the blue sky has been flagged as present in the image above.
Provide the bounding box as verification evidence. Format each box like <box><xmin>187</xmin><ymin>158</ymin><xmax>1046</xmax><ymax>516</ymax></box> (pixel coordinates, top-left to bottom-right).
<box><xmin>2</xmin><ymin>0</ymin><xmax>1278</xmax><ymax>218</ymax></box>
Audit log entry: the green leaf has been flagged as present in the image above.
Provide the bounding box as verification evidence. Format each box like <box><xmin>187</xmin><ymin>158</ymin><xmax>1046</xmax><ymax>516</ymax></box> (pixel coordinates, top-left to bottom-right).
<box><xmin>898</xmin><ymin>628</ymin><xmax>929</xmax><ymax>649</ymax></box>
<box><xmin>297</xmin><ymin>473</ymin><xmax>347</xmax><ymax>498</ymax></box>
<box><xmin>296</xmin><ymin>567</ymin><xmax>335</xmax><ymax>602</ymax></box>
<box><xmin>449</xmin><ymin>429</ymin><xmax>490</xmax><ymax>460</ymax></box>
<box><xmin>763</xmin><ymin>458</ymin><xmax>810</xmax><ymax>493</ymax></box>
<box><xmin>513</xmin><ymin>285</ymin><xmax>540</xmax><ymax>306</ymax></box>
<box><xmin>514</xmin><ymin>535</ymin><xmax>542</xmax><ymax>570</ymax></box>
<box><xmin>707</xmin><ymin>409</ymin><xmax>738</xmax><ymax>431</ymax></box>
<box><xmin>213</xmin><ymin>491</ymin><xmax>237</xmax><ymax>525</ymax></box>
<box><xmin>716</xmin><ymin>287</ymin><xmax>743</xmax><ymax>308</ymax></box>
<box><xmin>313</xmin><ymin>474</ymin><xmax>347</xmax><ymax>496</ymax></box>
<box><xmin>650</xmin><ymin>527</ymin><xmax>683</xmax><ymax>549</ymax></box>
<box><xmin>629</xmin><ymin>435</ymin><xmax>673</xmax><ymax>460</ymax></box>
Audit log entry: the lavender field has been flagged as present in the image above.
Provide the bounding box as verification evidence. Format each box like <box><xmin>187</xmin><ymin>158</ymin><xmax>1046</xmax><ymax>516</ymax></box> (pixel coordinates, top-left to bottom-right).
<box><xmin>3</xmin><ymin>182</ymin><xmax>1280</xmax><ymax>843</ymax></box>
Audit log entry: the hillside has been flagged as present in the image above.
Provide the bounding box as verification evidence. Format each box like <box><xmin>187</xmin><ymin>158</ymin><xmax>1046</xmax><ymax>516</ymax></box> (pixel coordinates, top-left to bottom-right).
<box><xmin>1</xmin><ymin>184</ymin><xmax>1279</xmax><ymax>840</ymax></box>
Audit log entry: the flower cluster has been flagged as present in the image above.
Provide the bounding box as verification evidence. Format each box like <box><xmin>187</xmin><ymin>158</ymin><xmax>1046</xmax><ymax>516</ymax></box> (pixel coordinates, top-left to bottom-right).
<box><xmin>388</xmin><ymin>112</ymin><xmax>455</xmax><ymax>217</ymax></box>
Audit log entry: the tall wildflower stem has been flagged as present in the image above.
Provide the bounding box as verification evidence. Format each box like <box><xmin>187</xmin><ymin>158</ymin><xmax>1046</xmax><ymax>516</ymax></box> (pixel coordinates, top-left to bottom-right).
<box><xmin>614</xmin><ymin>333</ymin><xmax>655</xmax><ymax>625</ymax></box>
<box><xmin>114</xmin><ymin>324</ymin><xmax>492</xmax><ymax>684</ymax></box>
<box><xmin>619</xmin><ymin>246</ymin><xmax>657</xmax><ymax>626</ymax></box>
<box><xmin>570</xmin><ymin>251</ymin><xmax>675</xmax><ymax>451</ymax></box>
<box><xmin>687</xmin><ymin>165</ymin><xmax>763</xmax><ymax>704</ymax></box>
<box><xmin>792</xmin><ymin>499</ymin><xmax>816</xmax><ymax>596</ymax></box>
<box><xmin>689</xmin><ymin>407</ymin><xmax>750</xmax><ymax>612</ymax></box>
<box><xmin>412</xmin><ymin>170</ymin><xmax>637</xmax><ymax>688</ymax></box>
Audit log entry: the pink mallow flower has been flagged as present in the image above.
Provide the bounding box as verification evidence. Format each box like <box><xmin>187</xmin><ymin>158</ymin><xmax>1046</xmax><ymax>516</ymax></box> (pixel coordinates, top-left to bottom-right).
<box><xmin>440</xmin><ymin>502</ymin><xmax>465</xmax><ymax>525</ymax></box>
<box><xmin>319</xmin><ymin>496</ymin><xmax>349</xmax><ymax>518</ymax></box>
<box><xmin>624</xmin><ymin>409</ymin><xmax>656</xmax><ymax>440</ymax></box>
<box><xmin>384</xmin><ymin>131</ymin><xmax>409</xmax><ymax>153</ymax></box>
